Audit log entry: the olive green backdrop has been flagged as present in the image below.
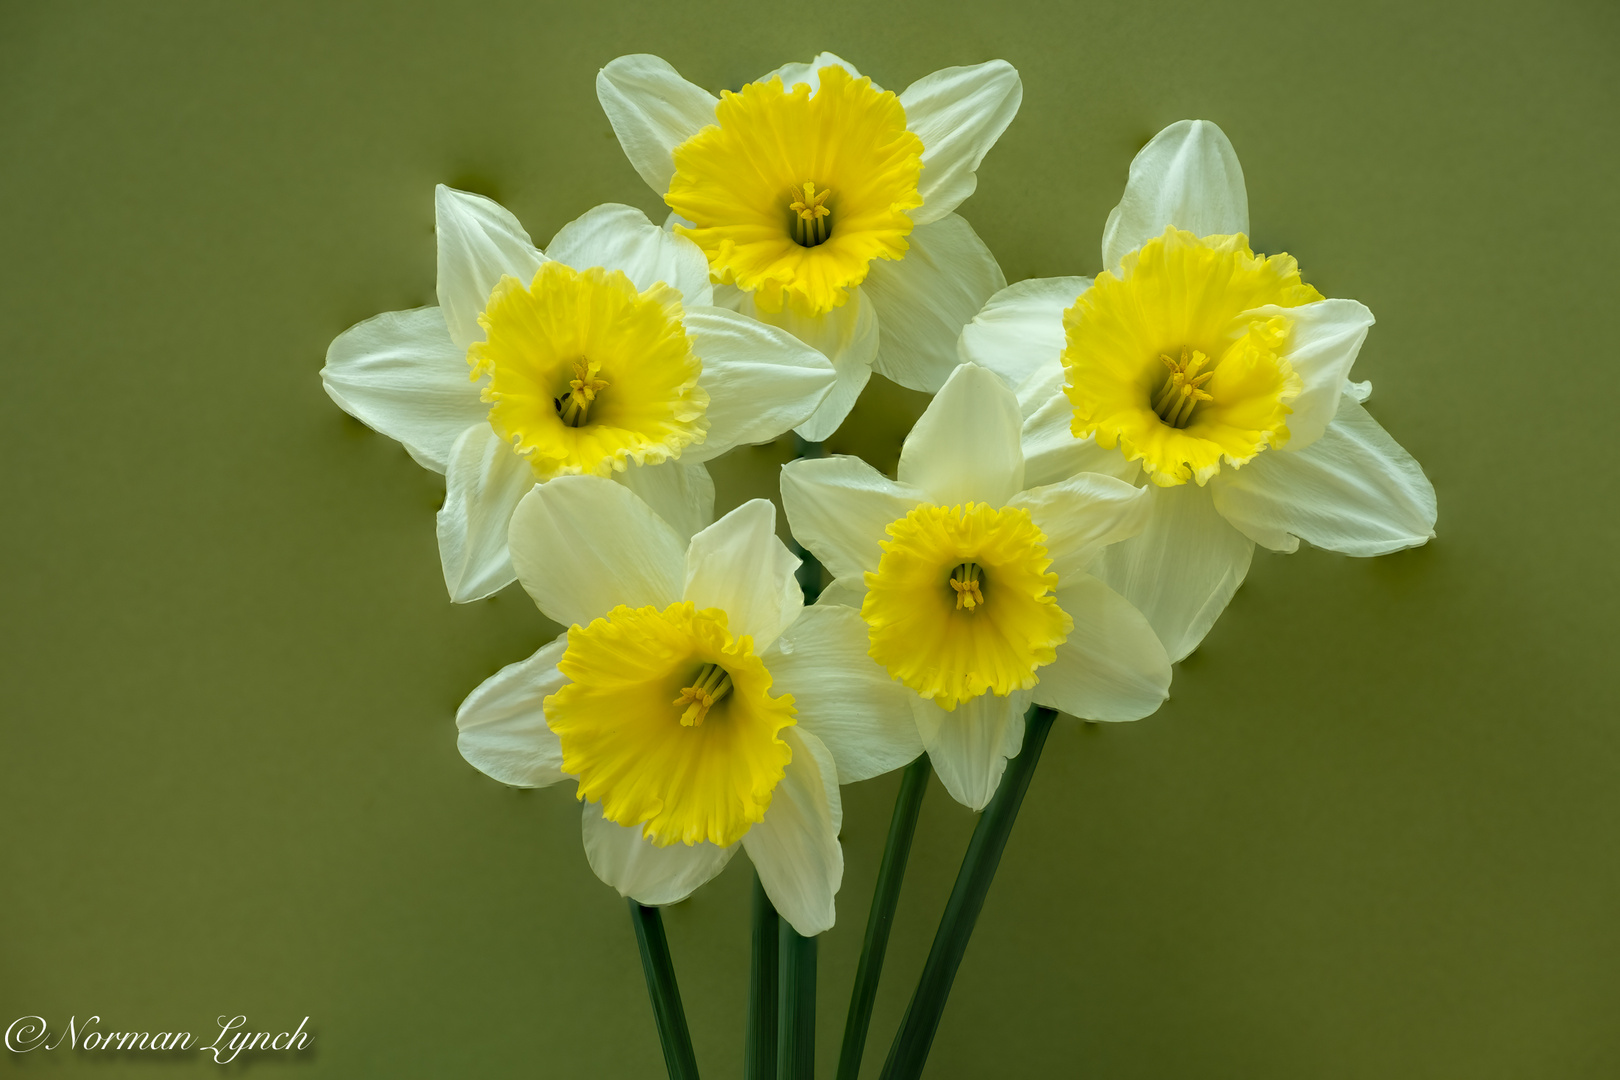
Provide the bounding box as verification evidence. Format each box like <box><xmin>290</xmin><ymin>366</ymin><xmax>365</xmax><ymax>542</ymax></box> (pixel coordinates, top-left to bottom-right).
<box><xmin>2</xmin><ymin>1</ymin><xmax>1615</xmax><ymax>1076</ymax></box>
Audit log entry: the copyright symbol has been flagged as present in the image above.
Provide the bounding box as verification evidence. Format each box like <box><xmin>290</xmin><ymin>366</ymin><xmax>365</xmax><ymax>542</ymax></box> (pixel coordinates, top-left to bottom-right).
<box><xmin>5</xmin><ymin>1016</ymin><xmax>47</xmax><ymax>1052</ymax></box>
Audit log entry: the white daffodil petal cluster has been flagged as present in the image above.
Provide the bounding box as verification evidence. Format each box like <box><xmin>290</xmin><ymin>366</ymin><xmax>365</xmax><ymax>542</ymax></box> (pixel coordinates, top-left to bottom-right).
<box><xmin>963</xmin><ymin>120</ymin><xmax>1437</xmax><ymax>662</ymax></box>
<box><xmin>323</xmin><ymin>189</ymin><xmax>837</xmax><ymax>603</ymax></box>
<box><xmin>322</xmin><ymin>50</ymin><xmax>1438</xmax><ymax>941</ymax></box>
<box><xmin>455</xmin><ymin>480</ymin><xmax>918</xmax><ymax>935</ymax></box>
<box><xmin>783</xmin><ymin>364</ymin><xmax>1172</xmax><ymax>809</ymax></box>
<box><xmin>598</xmin><ymin>52</ymin><xmax>1020</xmax><ymax>439</ymax></box>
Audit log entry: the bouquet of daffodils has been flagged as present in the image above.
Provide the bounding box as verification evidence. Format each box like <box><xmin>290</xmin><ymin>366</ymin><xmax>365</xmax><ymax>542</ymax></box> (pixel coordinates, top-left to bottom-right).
<box><xmin>321</xmin><ymin>51</ymin><xmax>1436</xmax><ymax>1080</ymax></box>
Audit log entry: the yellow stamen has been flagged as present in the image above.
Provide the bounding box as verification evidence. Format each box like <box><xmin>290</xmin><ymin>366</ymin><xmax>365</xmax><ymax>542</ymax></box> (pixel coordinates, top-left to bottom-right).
<box><xmin>789</xmin><ymin>182</ymin><xmax>833</xmax><ymax>247</ymax></box>
<box><xmin>1153</xmin><ymin>348</ymin><xmax>1216</xmax><ymax>428</ymax></box>
<box><xmin>673</xmin><ymin>662</ymin><xmax>734</xmax><ymax>727</ymax></box>
<box><xmin>557</xmin><ymin>359</ymin><xmax>610</xmax><ymax>427</ymax></box>
<box><xmin>949</xmin><ymin>562</ymin><xmax>984</xmax><ymax>612</ymax></box>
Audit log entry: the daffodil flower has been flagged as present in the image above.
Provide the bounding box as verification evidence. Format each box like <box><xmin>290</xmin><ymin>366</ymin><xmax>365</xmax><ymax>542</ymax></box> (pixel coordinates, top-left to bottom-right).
<box><xmin>960</xmin><ymin>120</ymin><xmax>1438</xmax><ymax>661</ymax></box>
<box><xmin>454</xmin><ymin>477</ymin><xmax>921</xmax><ymax>934</ymax></box>
<box><xmin>322</xmin><ymin>187</ymin><xmax>837</xmax><ymax>602</ymax></box>
<box><xmin>780</xmin><ymin>363</ymin><xmax>1171</xmax><ymax>810</ymax></box>
<box><xmin>597</xmin><ymin>52</ymin><xmax>1021</xmax><ymax>439</ymax></box>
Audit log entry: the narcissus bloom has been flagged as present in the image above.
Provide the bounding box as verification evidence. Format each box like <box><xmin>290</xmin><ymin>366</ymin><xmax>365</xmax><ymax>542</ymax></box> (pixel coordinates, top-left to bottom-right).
<box><xmin>454</xmin><ymin>478</ymin><xmax>919</xmax><ymax>934</ymax></box>
<box><xmin>598</xmin><ymin>52</ymin><xmax>1021</xmax><ymax>439</ymax></box>
<box><xmin>960</xmin><ymin>120</ymin><xmax>1437</xmax><ymax>661</ymax></box>
<box><xmin>322</xmin><ymin>187</ymin><xmax>836</xmax><ymax>602</ymax></box>
<box><xmin>781</xmin><ymin>364</ymin><xmax>1171</xmax><ymax>810</ymax></box>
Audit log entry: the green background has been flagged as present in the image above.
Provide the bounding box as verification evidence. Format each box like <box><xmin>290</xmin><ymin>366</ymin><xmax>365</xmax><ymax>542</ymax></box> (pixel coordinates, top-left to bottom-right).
<box><xmin>2</xmin><ymin>1</ymin><xmax>1615</xmax><ymax>1076</ymax></box>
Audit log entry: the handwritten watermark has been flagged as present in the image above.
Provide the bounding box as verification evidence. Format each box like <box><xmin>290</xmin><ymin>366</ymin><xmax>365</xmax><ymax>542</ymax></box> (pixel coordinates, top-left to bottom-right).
<box><xmin>6</xmin><ymin>1014</ymin><xmax>312</xmax><ymax>1063</ymax></box>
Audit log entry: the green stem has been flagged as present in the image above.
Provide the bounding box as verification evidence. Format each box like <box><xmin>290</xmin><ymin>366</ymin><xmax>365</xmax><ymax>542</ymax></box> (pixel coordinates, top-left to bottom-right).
<box><xmin>878</xmin><ymin>705</ymin><xmax>1057</xmax><ymax>1080</ymax></box>
<box><xmin>776</xmin><ymin>922</ymin><xmax>818</xmax><ymax>1080</ymax></box>
<box><xmin>836</xmin><ymin>754</ymin><xmax>931</xmax><ymax>1080</ymax></box>
<box><xmin>629</xmin><ymin>900</ymin><xmax>701</xmax><ymax>1080</ymax></box>
<box><xmin>745</xmin><ymin>873</ymin><xmax>780</xmax><ymax>1080</ymax></box>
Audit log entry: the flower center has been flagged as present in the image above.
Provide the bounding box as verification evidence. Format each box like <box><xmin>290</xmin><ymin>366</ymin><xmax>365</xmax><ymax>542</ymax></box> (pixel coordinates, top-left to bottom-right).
<box><xmin>1061</xmin><ymin>227</ymin><xmax>1321</xmax><ymax>487</ymax></box>
<box><xmin>556</xmin><ymin>359</ymin><xmax>610</xmax><ymax>426</ymax></box>
<box><xmin>673</xmin><ymin>662</ymin><xmax>733</xmax><ymax>726</ymax></box>
<box><xmin>545</xmin><ymin>602</ymin><xmax>796</xmax><ymax>848</ymax></box>
<box><xmin>666</xmin><ymin>65</ymin><xmax>924</xmax><ymax>316</ymax></box>
<box><xmin>469</xmin><ymin>262</ymin><xmax>709</xmax><ymax>480</ymax></box>
<box><xmin>862</xmin><ymin>504</ymin><xmax>1072</xmax><ymax>710</ymax></box>
<box><xmin>1152</xmin><ymin>347</ymin><xmax>1215</xmax><ymax>428</ymax></box>
<box><xmin>948</xmin><ymin>562</ymin><xmax>984</xmax><ymax>611</ymax></box>
<box><xmin>789</xmin><ymin>182</ymin><xmax>833</xmax><ymax>247</ymax></box>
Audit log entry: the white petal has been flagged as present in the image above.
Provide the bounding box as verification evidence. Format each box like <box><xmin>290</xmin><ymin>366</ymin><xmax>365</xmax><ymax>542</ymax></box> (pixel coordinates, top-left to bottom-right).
<box><xmin>321</xmin><ymin>306</ymin><xmax>486</xmax><ymax>473</ymax></box>
<box><xmin>1211</xmin><ymin>397</ymin><xmax>1436</xmax><ymax>556</ymax></box>
<box><xmin>780</xmin><ymin>455</ymin><xmax>924</xmax><ymax>580</ymax></box>
<box><xmin>957</xmin><ymin>276</ymin><xmax>1089</xmax><ymax>411</ymax></box>
<box><xmin>1034</xmin><ymin>574</ymin><xmax>1171</xmax><ymax>721</ymax></box>
<box><xmin>767</xmin><ymin>605</ymin><xmax>921</xmax><ymax>783</ymax></box>
<box><xmin>900</xmin><ymin>60</ymin><xmax>1022</xmax><ymax>226</ymax></box>
<box><xmin>914</xmin><ymin>689</ymin><xmax>1032</xmax><ymax>812</ymax></box>
<box><xmin>1020</xmin><ymin>393</ymin><xmax>1141</xmax><ymax>488</ymax></box>
<box><xmin>455</xmin><ymin>635</ymin><xmax>569</xmax><ymax>787</ymax></box>
<box><xmin>1344</xmin><ymin>378</ymin><xmax>1372</xmax><ymax>403</ymax></box>
<box><xmin>544</xmin><ymin>203</ymin><xmax>713</xmax><ymax>306</ymax></box>
<box><xmin>813</xmin><ymin>576</ymin><xmax>867</xmax><ymax>610</ymax></box>
<box><xmin>1093</xmin><ymin>482</ymin><xmax>1254</xmax><ymax>663</ymax></box>
<box><xmin>435</xmin><ymin>185</ymin><xmax>545</xmax><ymax>349</ymax></box>
<box><xmin>864</xmin><ymin>214</ymin><xmax>1007</xmax><ymax>393</ymax></box>
<box><xmin>583</xmin><ymin>803</ymin><xmax>738</xmax><ymax>906</ymax></box>
<box><xmin>679</xmin><ymin>307</ymin><xmax>836</xmax><ymax>463</ymax></box>
<box><xmin>729</xmin><ymin>287</ymin><xmax>879</xmax><ymax>443</ymax></box>
<box><xmin>596</xmin><ymin>55</ymin><xmax>719</xmax><ymax>194</ymax></box>
<box><xmin>683</xmin><ymin>500</ymin><xmax>802</xmax><ymax>649</ymax></box>
<box><xmin>507</xmin><ymin>474</ymin><xmax>686</xmax><ymax>627</ymax></box>
<box><xmin>611</xmin><ymin>459</ymin><xmax>714</xmax><ymax>543</ymax></box>
<box><xmin>1100</xmin><ymin>120</ymin><xmax>1249</xmax><ymax>271</ymax></box>
<box><xmin>437</xmin><ymin>423</ymin><xmax>535</xmax><ymax>603</ymax></box>
<box><xmin>897</xmin><ymin>362</ymin><xmax>1024</xmax><ymax>507</ymax></box>
<box><xmin>1247</xmin><ymin>298</ymin><xmax>1376</xmax><ymax>449</ymax></box>
<box><xmin>1012</xmin><ymin>360</ymin><xmax>1068</xmax><ymax>421</ymax></box>
<box><xmin>797</xmin><ymin>354</ymin><xmax>872</xmax><ymax>442</ymax></box>
<box><xmin>760</xmin><ymin>52</ymin><xmax>868</xmax><ymax>92</ymax></box>
<box><xmin>1007</xmin><ymin>472</ymin><xmax>1152</xmax><ymax>579</ymax></box>
<box><xmin>742</xmin><ymin>727</ymin><xmax>843</xmax><ymax>936</ymax></box>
